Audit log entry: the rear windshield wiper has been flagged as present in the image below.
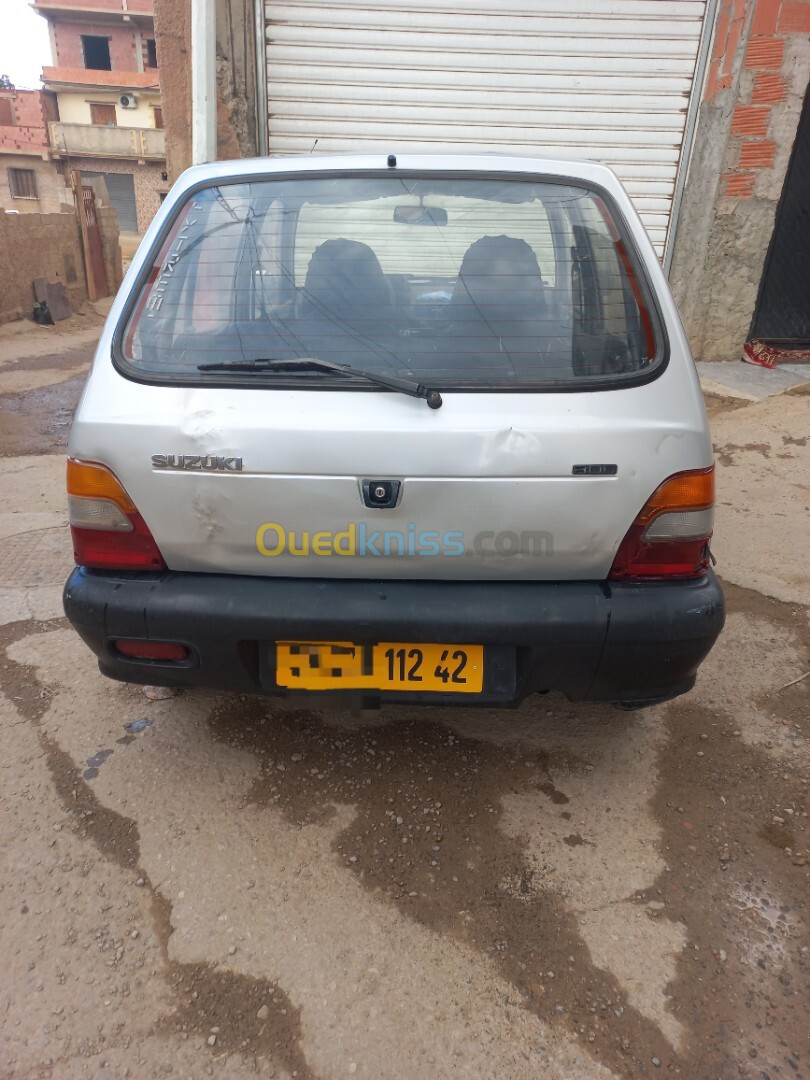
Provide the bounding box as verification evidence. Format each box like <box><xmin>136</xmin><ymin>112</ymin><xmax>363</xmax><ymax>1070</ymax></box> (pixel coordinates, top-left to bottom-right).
<box><xmin>197</xmin><ymin>357</ymin><xmax>442</xmax><ymax>409</ymax></box>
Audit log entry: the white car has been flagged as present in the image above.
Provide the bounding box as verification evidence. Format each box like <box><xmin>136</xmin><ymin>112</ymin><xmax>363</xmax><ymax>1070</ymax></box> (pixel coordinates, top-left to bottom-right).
<box><xmin>63</xmin><ymin>153</ymin><xmax>724</xmax><ymax>708</ymax></box>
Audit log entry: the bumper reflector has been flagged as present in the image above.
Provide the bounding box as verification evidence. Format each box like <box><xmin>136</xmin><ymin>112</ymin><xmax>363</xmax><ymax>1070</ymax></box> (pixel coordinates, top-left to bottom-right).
<box><xmin>115</xmin><ymin>640</ymin><xmax>189</xmax><ymax>661</ymax></box>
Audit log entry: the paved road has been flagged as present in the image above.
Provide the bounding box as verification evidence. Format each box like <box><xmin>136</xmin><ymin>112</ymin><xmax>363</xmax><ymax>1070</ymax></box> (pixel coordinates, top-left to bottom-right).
<box><xmin>1</xmin><ymin>324</ymin><xmax>808</xmax><ymax>1079</ymax></box>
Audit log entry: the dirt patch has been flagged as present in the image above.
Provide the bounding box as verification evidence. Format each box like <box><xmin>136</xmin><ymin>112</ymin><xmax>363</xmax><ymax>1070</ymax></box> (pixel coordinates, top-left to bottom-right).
<box><xmin>720</xmin><ymin>579</ymin><xmax>810</xmax><ymax>731</ymax></box>
<box><xmin>0</xmin><ymin>346</ymin><xmax>93</xmax><ymax>376</ymax></box>
<box><xmin>159</xmin><ymin>964</ymin><xmax>313</xmax><ymax>1075</ymax></box>
<box><xmin>760</xmin><ymin>822</ymin><xmax>796</xmax><ymax>849</ymax></box>
<box><xmin>713</xmin><ymin>441</ymin><xmax>772</xmax><ymax>467</ymax></box>
<box><xmin>0</xmin><ymin>307</ymin><xmax>104</xmax><ymax>365</ymax></box>
<box><xmin>704</xmin><ymin>393</ymin><xmax>751</xmax><ymax>420</ymax></box>
<box><xmin>563</xmin><ymin>834</ymin><xmax>591</xmax><ymax>847</ymax></box>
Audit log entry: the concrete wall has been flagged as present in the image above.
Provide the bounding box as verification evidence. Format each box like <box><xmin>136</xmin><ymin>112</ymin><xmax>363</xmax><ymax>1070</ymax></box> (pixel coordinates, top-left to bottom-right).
<box><xmin>97</xmin><ymin>203</ymin><xmax>124</xmax><ymax>294</ymax></box>
<box><xmin>670</xmin><ymin>0</ymin><xmax>810</xmax><ymax>361</ymax></box>
<box><xmin>49</xmin><ymin>121</ymin><xmax>165</xmax><ymax>160</ymax></box>
<box><xmin>0</xmin><ymin>201</ymin><xmax>122</xmax><ymax>324</ymax></box>
<box><xmin>0</xmin><ymin>211</ymin><xmax>86</xmax><ymax>323</ymax></box>
<box><xmin>0</xmin><ymin>152</ymin><xmax>71</xmax><ymax>214</ymax></box>
<box><xmin>153</xmin><ymin>0</ymin><xmax>191</xmax><ymax>181</ymax></box>
<box><xmin>154</xmin><ymin>0</ymin><xmax>259</xmax><ymax>180</ymax></box>
<box><xmin>215</xmin><ymin>0</ymin><xmax>260</xmax><ymax>161</ymax></box>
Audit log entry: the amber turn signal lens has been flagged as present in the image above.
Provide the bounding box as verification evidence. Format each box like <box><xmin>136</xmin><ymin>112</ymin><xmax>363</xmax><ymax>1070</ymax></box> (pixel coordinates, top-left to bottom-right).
<box><xmin>638</xmin><ymin>466</ymin><xmax>714</xmax><ymax>523</ymax></box>
<box><xmin>67</xmin><ymin>458</ymin><xmax>137</xmax><ymax>514</ymax></box>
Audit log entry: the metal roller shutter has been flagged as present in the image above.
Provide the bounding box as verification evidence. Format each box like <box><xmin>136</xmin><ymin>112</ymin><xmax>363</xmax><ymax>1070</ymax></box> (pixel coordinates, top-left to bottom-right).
<box><xmin>81</xmin><ymin>171</ymin><xmax>138</xmax><ymax>233</ymax></box>
<box><xmin>262</xmin><ymin>0</ymin><xmax>710</xmax><ymax>255</ymax></box>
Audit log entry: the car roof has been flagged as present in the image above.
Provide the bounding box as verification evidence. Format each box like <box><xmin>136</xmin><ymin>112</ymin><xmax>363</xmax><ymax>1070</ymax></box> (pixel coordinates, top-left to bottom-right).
<box><xmin>173</xmin><ymin>151</ymin><xmax>624</xmax><ymax>195</ymax></box>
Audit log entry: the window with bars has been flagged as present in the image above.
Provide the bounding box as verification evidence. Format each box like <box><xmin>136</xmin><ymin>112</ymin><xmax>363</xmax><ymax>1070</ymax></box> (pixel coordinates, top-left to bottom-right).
<box><xmin>8</xmin><ymin>168</ymin><xmax>38</xmax><ymax>199</ymax></box>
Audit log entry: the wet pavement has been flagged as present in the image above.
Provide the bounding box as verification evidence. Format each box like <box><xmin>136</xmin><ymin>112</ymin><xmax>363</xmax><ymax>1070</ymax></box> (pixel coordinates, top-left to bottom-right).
<box><xmin>0</xmin><ymin>321</ymin><xmax>808</xmax><ymax>1079</ymax></box>
<box><xmin>0</xmin><ymin>344</ymin><xmax>92</xmax><ymax>457</ymax></box>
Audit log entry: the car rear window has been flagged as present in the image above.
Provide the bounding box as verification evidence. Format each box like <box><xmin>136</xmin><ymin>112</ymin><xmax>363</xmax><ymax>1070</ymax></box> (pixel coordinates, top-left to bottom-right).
<box><xmin>120</xmin><ymin>175</ymin><xmax>661</xmax><ymax>389</ymax></box>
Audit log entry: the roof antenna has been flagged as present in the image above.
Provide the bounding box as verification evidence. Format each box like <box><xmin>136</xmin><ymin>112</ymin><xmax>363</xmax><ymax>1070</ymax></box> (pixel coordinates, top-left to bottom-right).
<box><xmin>387</xmin><ymin>153</ymin><xmax>397</xmax><ymax>168</ymax></box>
<box><xmin>310</xmin><ymin>138</ymin><xmax>319</xmax><ymax>153</ymax></box>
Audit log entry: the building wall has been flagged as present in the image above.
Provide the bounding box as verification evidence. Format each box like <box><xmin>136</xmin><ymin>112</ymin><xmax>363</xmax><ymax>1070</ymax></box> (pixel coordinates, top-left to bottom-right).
<box><xmin>154</xmin><ymin>0</ymin><xmax>258</xmax><ymax>181</ymax></box>
<box><xmin>97</xmin><ymin>203</ymin><xmax>124</xmax><ymax>294</ymax></box>
<box><xmin>153</xmin><ymin>0</ymin><xmax>190</xmax><ymax>180</ymax></box>
<box><xmin>62</xmin><ymin>155</ymin><xmax>166</xmax><ymax>233</ymax></box>
<box><xmin>0</xmin><ymin>89</ymin><xmax>52</xmax><ymax>153</ymax></box>
<box><xmin>0</xmin><ymin>211</ymin><xmax>87</xmax><ymax>323</ymax></box>
<box><xmin>670</xmin><ymin>0</ymin><xmax>810</xmax><ymax>361</ymax></box>
<box><xmin>0</xmin><ymin>152</ymin><xmax>71</xmax><ymax>214</ymax></box>
<box><xmin>56</xmin><ymin>89</ymin><xmax>162</xmax><ymax>129</ymax></box>
<box><xmin>51</xmin><ymin>19</ymin><xmax>142</xmax><ymax>71</ymax></box>
<box><xmin>0</xmin><ymin>200</ymin><xmax>122</xmax><ymax>324</ymax></box>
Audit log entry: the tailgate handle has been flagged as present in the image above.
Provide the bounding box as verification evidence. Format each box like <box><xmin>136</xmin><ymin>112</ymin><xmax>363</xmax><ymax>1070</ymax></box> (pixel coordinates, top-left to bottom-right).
<box><xmin>361</xmin><ymin>479</ymin><xmax>401</xmax><ymax>509</ymax></box>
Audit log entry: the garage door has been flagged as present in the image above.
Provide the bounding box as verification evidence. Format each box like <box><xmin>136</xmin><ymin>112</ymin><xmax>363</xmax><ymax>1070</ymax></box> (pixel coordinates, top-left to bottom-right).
<box><xmin>262</xmin><ymin>0</ymin><xmax>710</xmax><ymax>256</ymax></box>
<box><xmin>81</xmin><ymin>171</ymin><xmax>138</xmax><ymax>233</ymax></box>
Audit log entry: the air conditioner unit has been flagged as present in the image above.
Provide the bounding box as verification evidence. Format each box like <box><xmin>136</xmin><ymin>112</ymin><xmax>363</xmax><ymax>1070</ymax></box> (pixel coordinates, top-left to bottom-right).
<box><xmin>119</xmin><ymin>94</ymin><xmax>137</xmax><ymax>109</ymax></box>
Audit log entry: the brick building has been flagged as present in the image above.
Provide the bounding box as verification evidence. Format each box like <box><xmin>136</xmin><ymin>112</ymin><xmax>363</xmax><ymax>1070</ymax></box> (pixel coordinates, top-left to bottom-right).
<box><xmin>0</xmin><ymin>85</ymin><xmax>70</xmax><ymax>214</ymax></box>
<box><xmin>670</xmin><ymin>0</ymin><xmax>810</xmax><ymax>359</ymax></box>
<box><xmin>34</xmin><ymin>0</ymin><xmax>168</xmax><ymax>236</ymax></box>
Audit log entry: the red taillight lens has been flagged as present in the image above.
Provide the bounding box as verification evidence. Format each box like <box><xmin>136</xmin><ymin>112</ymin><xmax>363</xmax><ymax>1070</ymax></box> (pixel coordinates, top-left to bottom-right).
<box><xmin>609</xmin><ymin>467</ymin><xmax>715</xmax><ymax>581</ymax></box>
<box><xmin>70</xmin><ymin>515</ymin><xmax>167</xmax><ymax>570</ymax></box>
<box><xmin>115</xmin><ymin>639</ymin><xmax>189</xmax><ymax>661</ymax></box>
<box><xmin>67</xmin><ymin>459</ymin><xmax>166</xmax><ymax>571</ymax></box>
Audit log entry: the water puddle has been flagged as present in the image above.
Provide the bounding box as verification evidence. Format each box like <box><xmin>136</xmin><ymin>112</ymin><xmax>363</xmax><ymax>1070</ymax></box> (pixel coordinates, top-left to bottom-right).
<box><xmin>83</xmin><ymin>748</ymin><xmax>114</xmax><ymax>780</ymax></box>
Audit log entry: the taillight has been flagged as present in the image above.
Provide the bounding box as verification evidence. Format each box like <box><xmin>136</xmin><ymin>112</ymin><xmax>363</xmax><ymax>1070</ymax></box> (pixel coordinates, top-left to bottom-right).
<box><xmin>67</xmin><ymin>458</ymin><xmax>166</xmax><ymax>570</ymax></box>
<box><xmin>609</xmin><ymin>467</ymin><xmax>715</xmax><ymax>581</ymax></box>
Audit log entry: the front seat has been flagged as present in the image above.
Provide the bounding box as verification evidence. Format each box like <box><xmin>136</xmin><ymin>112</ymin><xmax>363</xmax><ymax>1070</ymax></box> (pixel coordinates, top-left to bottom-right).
<box><xmin>449</xmin><ymin>235</ymin><xmax>545</xmax><ymax>325</ymax></box>
<box><xmin>445</xmin><ymin>234</ymin><xmax>571</xmax><ymax>378</ymax></box>
<box><xmin>301</xmin><ymin>238</ymin><xmax>395</xmax><ymax>338</ymax></box>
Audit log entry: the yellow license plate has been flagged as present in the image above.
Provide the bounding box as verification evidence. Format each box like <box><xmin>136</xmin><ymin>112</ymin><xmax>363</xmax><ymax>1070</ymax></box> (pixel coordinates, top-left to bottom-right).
<box><xmin>275</xmin><ymin>641</ymin><xmax>484</xmax><ymax>693</ymax></box>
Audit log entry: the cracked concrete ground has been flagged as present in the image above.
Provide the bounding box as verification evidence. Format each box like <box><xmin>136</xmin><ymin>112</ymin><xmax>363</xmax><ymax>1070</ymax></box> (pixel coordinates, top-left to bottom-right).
<box><xmin>1</xmin><ymin>323</ymin><xmax>808</xmax><ymax>1079</ymax></box>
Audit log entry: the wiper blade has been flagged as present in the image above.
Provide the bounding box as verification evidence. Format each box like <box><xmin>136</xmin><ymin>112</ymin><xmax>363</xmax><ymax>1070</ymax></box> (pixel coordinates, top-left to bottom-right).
<box><xmin>197</xmin><ymin>357</ymin><xmax>443</xmax><ymax>409</ymax></box>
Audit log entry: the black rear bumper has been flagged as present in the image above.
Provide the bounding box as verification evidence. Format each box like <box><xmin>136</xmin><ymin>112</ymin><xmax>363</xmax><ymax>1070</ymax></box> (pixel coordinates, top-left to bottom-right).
<box><xmin>63</xmin><ymin>568</ymin><xmax>724</xmax><ymax>707</ymax></box>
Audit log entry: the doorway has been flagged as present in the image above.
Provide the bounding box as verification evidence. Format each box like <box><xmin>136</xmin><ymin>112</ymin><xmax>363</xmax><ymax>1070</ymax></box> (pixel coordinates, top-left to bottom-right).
<box><xmin>750</xmin><ymin>84</ymin><xmax>810</xmax><ymax>347</ymax></box>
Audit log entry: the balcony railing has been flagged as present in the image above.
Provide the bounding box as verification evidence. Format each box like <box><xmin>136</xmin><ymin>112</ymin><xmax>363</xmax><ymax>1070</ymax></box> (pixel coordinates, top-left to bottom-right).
<box><xmin>48</xmin><ymin>122</ymin><xmax>165</xmax><ymax>161</ymax></box>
